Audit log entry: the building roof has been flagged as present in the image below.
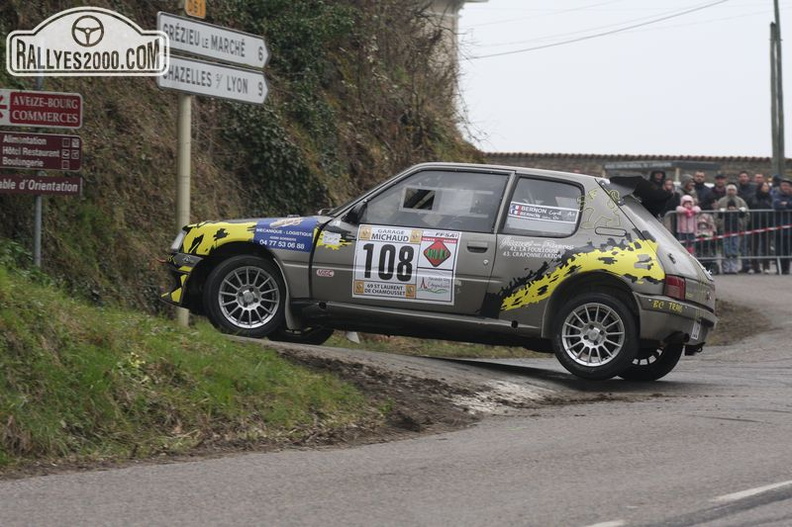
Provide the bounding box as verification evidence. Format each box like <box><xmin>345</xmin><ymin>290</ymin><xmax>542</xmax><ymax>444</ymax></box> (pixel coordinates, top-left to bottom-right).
<box><xmin>484</xmin><ymin>152</ymin><xmax>789</xmax><ymax>163</ymax></box>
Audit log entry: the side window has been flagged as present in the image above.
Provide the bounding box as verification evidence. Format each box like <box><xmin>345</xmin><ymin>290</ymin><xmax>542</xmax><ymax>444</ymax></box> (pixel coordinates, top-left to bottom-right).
<box><xmin>361</xmin><ymin>170</ymin><xmax>508</xmax><ymax>233</ymax></box>
<box><xmin>503</xmin><ymin>178</ymin><xmax>581</xmax><ymax>237</ymax></box>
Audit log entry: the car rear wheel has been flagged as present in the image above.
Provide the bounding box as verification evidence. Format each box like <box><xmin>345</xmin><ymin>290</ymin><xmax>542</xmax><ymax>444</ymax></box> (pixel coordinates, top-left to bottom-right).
<box><xmin>619</xmin><ymin>343</ymin><xmax>684</xmax><ymax>381</ymax></box>
<box><xmin>269</xmin><ymin>327</ymin><xmax>335</xmax><ymax>345</ymax></box>
<box><xmin>203</xmin><ymin>255</ymin><xmax>285</xmax><ymax>338</ymax></box>
<box><xmin>553</xmin><ymin>292</ymin><xmax>638</xmax><ymax>380</ymax></box>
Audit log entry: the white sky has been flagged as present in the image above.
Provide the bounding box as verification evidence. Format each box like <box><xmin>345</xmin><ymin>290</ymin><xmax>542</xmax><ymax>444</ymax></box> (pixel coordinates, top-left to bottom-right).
<box><xmin>458</xmin><ymin>0</ymin><xmax>792</xmax><ymax>157</ymax></box>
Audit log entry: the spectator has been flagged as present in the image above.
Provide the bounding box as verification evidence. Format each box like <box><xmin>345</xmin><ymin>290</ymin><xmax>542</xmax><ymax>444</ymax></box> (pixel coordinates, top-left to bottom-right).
<box><xmin>772</xmin><ymin>179</ymin><xmax>792</xmax><ymax>275</ymax></box>
<box><xmin>771</xmin><ymin>174</ymin><xmax>782</xmax><ymax>194</ymax></box>
<box><xmin>736</xmin><ymin>171</ymin><xmax>756</xmax><ymax>272</ymax></box>
<box><xmin>679</xmin><ymin>173</ymin><xmax>698</xmax><ymax>204</ymax></box>
<box><xmin>716</xmin><ymin>185</ymin><xmax>750</xmax><ymax>274</ymax></box>
<box><xmin>748</xmin><ymin>181</ymin><xmax>774</xmax><ymax>274</ymax></box>
<box><xmin>660</xmin><ymin>178</ymin><xmax>679</xmax><ymax>229</ymax></box>
<box><xmin>737</xmin><ymin>170</ymin><xmax>756</xmax><ymax>202</ymax></box>
<box><xmin>634</xmin><ymin>170</ymin><xmax>673</xmax><ymax>218</ymax></box>
<box><xmin>675</xmin><ymin>195</ymin><xmax>700</xmax><ymax>252</ymax></box>
<box><xmin>649</xmin><ymin>170</ymin><xmax>666</xmax><ymax>189</ymax></box>
<box><xmin>693</xmin><ymin>171</ymin><xmax>712</xmax><ymax>210</ymax></box>
<box><xmin>696</xmin><ymin>210</ymin><xmax>718</xmax><ymax>273</ymax></box>
<box><xmin>702</xmin><ymin>173</ymin><xmax>727</xmax><ymax>210</ymax></box>
<box><xmin>754</xmin><ymin>173</ymin><xmax>766</xmax><ymax>186</ymax></box>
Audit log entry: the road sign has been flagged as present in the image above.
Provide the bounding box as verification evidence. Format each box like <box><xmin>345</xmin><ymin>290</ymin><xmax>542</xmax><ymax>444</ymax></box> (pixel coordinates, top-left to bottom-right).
<box><xmin>157</xmin><ymin>12</ymin><xmax>268</xmax><ymax>69</ymax></box>
<box><xmin>0</xmin><ymin>131</ymin><xmax>82</xmax><ymax>171</ymax></box>
<box><xmin>0</xmin><ymin>174</ymin><xmax>82</xmax><ymax>196</ymax></box>
<box><xmin>0</xmin><ymin>89</ymin><xmax>83</xmax><ymax>129</ymax></box>
<box><xmin>156</xmin><ymin>55</ymin><xmax>267</xmax><ymax>104</ymax></box>
<box><xmin>183</xmin><ymin>0</ymin><xmax>206</xmax><ymax>19</ymax></box>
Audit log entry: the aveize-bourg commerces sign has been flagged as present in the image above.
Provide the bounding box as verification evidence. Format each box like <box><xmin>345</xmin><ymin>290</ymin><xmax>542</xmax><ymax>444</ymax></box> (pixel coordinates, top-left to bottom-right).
<box><xmin>0</xmin><ymin>89</ymin><xmax>83</xmax><ymax>129</ymax></box>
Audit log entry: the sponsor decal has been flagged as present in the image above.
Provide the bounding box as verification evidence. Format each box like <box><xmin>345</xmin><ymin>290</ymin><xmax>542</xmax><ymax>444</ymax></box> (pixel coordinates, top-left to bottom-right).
<box><xmin>7</xmin><ymin>7</ymin><xmax>169</xmax><ymax>76</ymax></box>
<box><xmin>253</xmin><ymin>217</ymin><xmax>318</xmax><ymax>252</ymax></box>
<box><xmin>316</xmin><ymin>268</ymin><xmax>335</xmax><ymax>278</ymax></box>
<box><xmin>500</xmin><ymin>237</ymin><xmax>574</xmax><ymax>259</ymax></box>
<box><xmin>423</xmin><ymin>240</ymin><xmax>451</xmax><ymax>267</ymax></box>
<box><xmin>508</xmin><ymin>202</ymin><xmax>578</xmax><ymax>224</ymax></box>
<box><xmin>352</xmin><ymin>225</ymin><xmax>460</xmax><ymax>304</ymax></box>
<box><xmin>316</xmin><ymin>230</ymin><xmax>348</xmax><ymax>251</ymax></box>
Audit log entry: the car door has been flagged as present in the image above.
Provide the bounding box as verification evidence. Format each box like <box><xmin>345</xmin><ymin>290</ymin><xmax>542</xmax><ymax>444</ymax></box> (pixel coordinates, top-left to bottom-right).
<box><xmin>310</xmin><ymin>167</ymin><xmax>510</xmax><ymax>315</ymax></box>
<box><xmin>487</xmin><ymin>176</ymin><xmax>584</xmax><ymax>326</ymax></box>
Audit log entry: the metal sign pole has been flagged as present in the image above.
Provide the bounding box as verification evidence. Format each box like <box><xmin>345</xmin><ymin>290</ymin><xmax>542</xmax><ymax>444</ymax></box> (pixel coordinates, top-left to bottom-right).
<box><xmin>33</xmin><ymin>74</ymin><xmax>44</xmax><ymax>267</ymax></box>
<box><xmin>176</xmin><ymin>92</ymin><xmax>192</xmax><ymax>327</ymax></box>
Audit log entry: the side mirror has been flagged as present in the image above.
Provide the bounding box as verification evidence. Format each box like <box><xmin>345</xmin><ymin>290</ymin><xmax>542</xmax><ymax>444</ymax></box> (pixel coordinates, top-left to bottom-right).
<box><xmin>344</xmin><ymin>200</ymin><xmax>367</xmax><ymax>225</ymax></box>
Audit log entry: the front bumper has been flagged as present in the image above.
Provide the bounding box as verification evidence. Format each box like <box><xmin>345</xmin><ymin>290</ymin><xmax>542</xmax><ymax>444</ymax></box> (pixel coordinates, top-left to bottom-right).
<box><xmin>160</xmin><ymin>252</ymin><xmax>203</xmax><ymax>307</ymax></box>
<box><xmin>635</xmin><ymin>293</ymin><xmax>718</xmax><ymax>347</ymax></box>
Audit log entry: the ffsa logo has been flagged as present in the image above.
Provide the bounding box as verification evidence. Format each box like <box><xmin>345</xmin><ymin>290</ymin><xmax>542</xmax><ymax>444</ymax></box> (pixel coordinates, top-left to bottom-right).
<box><xmin>6</xmin><ymin>7</ymin><xmax>169</xmax><ymax>76</ymax></box>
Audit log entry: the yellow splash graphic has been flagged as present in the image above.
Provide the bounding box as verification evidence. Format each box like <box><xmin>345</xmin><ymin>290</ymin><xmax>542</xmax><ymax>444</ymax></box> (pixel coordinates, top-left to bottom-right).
<box><xmin>501</xmin><ymin>238</ymin><xmax>664</xmax><ymax>312</ymax></box>
<box><xmin>183</xmin><ymin>221</ymin><xmax>256</xmax><ymax>255</ymax></box>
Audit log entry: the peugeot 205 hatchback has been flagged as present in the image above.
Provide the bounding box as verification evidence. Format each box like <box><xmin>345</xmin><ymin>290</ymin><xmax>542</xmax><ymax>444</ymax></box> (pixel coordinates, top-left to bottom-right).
<box><xmin>162</xmin><ymin>163</ymin><xmax>717</xmax><ymax>381</ymax></box>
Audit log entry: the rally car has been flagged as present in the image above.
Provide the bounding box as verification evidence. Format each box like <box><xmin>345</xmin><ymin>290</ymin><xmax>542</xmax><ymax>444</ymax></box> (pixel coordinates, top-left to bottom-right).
<box><xmin>162</xmin><ymin>162</ymin><xmax>717</xmax><ymax>381</ymax></box>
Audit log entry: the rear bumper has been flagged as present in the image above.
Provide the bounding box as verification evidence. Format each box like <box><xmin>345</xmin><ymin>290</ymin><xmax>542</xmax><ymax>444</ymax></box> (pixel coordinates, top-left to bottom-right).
<box><xmin>635</xmin><ymin>293</ymin><xmax>718</xmax><ymax>346</ymax></box>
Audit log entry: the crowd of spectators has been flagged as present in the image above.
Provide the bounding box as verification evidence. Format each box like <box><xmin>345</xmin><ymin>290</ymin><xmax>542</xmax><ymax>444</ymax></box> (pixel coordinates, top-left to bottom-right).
<box><xmin>643</xmin><ymin>169</ymin><xmax>792</xmax><ymax>275</ymax></box>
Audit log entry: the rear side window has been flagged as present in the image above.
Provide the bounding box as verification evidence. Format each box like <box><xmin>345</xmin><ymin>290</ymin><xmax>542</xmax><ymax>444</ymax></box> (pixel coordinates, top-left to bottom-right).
<box><xmin>502</xmin><ymin>178</ymin><xmax>581</xmax><ymax>237</ymax></box>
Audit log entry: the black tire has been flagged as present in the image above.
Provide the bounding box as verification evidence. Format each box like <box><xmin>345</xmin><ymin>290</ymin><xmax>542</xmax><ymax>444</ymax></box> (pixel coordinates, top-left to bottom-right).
<box><xmin>619</xmin><ymin>343</ymin><xmax>684</xmax><ymax>381</ymax></box>
<box><xmin>552</xmin><ymin>292</ymin><xmax>639</xmax><ymax>380</ymax></box>
<box><xmin>269</xmin><ymin>327</ymin><xmax>335</xmax><ymax>345</ymax></box>
<box><xmin>203</xmin><ymin>255</ymin><xmax>285</xmax><ymax>338</ymax></box>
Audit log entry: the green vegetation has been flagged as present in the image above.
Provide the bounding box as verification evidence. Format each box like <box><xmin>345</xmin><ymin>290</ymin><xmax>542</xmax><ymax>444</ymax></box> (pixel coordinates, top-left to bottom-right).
<box><xmin>0</xmin><ymin>0</ymin><xmax>479</xmax><ymax>312</ymax></box>
<box><xmin>0</xmin><ymin>246</ymin><xmax>378</xmax><ymax>469</ymax></box>
<box><xmin>0</xmin><ymin>1</ymin><xmax>483</xmax><ymax>469</ymax></box>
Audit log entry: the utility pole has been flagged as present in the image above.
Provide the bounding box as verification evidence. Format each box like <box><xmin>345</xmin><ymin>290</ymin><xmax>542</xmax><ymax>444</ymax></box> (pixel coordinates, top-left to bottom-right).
<box><xmin>771</xmin><ymin>0</ymin><xmax>785</xmax><ymax>178</ymax></box>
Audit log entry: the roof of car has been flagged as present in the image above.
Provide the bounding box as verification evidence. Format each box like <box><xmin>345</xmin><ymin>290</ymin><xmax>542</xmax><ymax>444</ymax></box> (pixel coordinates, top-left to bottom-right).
<box><xmin>410</xmin><ymin>162</ymin><xmax>605</xmax><ymax>182</ymax></box>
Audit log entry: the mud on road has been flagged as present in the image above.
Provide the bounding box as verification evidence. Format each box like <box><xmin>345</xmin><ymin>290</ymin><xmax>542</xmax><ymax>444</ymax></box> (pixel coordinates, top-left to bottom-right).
<box><xmin>258</xmin><ymin>299</ymin><xmax>764</xmax><ymax>444</ymax></box>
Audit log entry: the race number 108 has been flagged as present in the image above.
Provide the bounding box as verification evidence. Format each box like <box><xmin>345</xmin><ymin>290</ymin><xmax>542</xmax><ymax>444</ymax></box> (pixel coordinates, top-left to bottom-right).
<box><xmin>361</xmin><ymin>243</ymin><xmax>414</xmax><ymax>282</ymax></box>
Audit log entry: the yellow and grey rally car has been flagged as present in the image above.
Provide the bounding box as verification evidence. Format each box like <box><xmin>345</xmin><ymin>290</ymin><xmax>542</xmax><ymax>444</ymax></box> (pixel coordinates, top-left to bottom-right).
<box><xmin>162</xmin><ymin>162</ymin><xmax>717</xmax><ymax>381</ymax></box>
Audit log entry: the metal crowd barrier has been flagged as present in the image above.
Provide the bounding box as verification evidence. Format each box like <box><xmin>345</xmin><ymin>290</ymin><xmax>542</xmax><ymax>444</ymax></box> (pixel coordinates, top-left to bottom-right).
<box><xmin>661</xmin><ymin>208</ymin><xmax>792</xmax><ymax>275</ymax></box>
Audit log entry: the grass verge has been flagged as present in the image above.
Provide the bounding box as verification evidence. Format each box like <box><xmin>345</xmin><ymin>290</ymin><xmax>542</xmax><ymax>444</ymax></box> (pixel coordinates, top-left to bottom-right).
<box><xmin>0</xmin><ymin>260</ymin><xmax>379</xmax><ymax>471</ymax></box>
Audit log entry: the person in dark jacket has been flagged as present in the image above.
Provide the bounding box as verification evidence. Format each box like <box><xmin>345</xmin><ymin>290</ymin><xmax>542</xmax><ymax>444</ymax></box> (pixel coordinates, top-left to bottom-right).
<box><xmin>773</xmin><ymin>179</ymin><xmax>792</xmax><ymax>274</ymax></box>
<box><xmin>703</xmin><ymin>173</ymin><xmax>728</xmax><ymax>210</ymax></box>
<box><xmin>748</xmin><ymin>182</ymin><xmax>774</xmax><ymax>273</ymax></box>
<box><xmin>693</xmin><ymin>171</ymin><xmax>712</xmax><ymax>210</ymax></box>
<box><xmin>635</xmin><ymin>170</ymin><xmax>673</xmax><ymax>219</ymax></box>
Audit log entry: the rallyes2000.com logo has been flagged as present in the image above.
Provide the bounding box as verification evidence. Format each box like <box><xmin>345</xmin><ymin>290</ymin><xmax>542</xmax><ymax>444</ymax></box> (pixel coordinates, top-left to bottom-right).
<box><xmin>6</xmin><ymin>6</ymin><xmax>169</xmax><ymax>76</ymax></box>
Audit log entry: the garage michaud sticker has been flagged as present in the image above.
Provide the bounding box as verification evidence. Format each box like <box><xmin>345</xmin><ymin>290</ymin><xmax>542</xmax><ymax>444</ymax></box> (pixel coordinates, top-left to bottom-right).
<box><xmin>353</xmin><ymin>225</ymin><xmax>460</xmax><ymax>304</ymax></box>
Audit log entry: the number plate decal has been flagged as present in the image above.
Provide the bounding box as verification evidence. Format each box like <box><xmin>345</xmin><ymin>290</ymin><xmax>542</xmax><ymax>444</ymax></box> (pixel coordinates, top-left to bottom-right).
<box><xmin>353</xmin><ymin>225</ymin><xmax>460</xmax><ymax>304</ymax></box>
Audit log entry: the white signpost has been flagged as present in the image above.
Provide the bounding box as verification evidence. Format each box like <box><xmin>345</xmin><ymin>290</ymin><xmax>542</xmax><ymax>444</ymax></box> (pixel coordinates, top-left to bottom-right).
<box><xmin>156</xmin><ymin>11</ymin><xmax>269</xmax><ymax>326</ymax></box>
<box><xmin>156</xmin><ymin>55</ymin><xmax>267</xmax><ymax>104</ymax></box>
<box><xmin>157</xmin><ymin>12</ymin><xmax>268</xmax><ymax>70</ymax></box>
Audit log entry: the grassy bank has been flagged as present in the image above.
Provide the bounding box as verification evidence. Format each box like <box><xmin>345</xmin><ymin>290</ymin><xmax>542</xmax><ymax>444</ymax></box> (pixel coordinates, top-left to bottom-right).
<box><xmin>0</xmin><ymin>253</ymin><xmax>379</xmax><ymax>470</ymax></box>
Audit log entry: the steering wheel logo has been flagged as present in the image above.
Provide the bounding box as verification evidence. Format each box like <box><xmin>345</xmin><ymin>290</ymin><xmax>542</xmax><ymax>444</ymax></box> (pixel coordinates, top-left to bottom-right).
<box><xmin>71</xmin><ymin>15</ymin><xmax>104</xmax><ymax>47</ymax></box>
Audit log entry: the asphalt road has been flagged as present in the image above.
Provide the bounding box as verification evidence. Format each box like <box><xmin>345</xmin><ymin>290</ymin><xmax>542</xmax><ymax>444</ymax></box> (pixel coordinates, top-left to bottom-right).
<box><xmin>2</xmin><ymin>275</ymin><xmax>791</xmax><ymax>527</ymax></box>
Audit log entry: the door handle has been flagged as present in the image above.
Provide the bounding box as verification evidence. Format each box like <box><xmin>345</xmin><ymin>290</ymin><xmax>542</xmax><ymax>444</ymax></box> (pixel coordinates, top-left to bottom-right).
<box><xmin>466</xmin><ymin>241</ymin><xmax>489</xmax><ymax>253</ymax></box>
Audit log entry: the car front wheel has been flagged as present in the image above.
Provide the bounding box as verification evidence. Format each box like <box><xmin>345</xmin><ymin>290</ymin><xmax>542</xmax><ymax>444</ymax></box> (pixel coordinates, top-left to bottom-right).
<box><xmin>553</xmin><ymin>292</ymin><xmax>638</xmax><ymax>380</ymax></box>
<box><xmin>203</xmin><ymin>255</ymin><xmax>285</xmax><ymax>338</ymax></box>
